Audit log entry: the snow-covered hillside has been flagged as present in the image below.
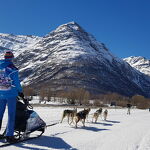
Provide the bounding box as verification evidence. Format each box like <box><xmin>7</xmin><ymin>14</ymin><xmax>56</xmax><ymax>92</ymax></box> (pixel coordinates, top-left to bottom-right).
<box><xmin>124</xmin><ymin>56</ymin><xmax>150</xmax><ymax>77</ymax></box>
<box><xmin>1</xmin><ymin>106</ymin><xmax>150</xmax><ymax>150</ymax></box>
<box><xmin>0</xmin><ymin>22</ymin><xmax>150</xmax><ymax>97</ymax></box>
<box><xmin>0</xmin><ymin>33</ymin><xmax>41</xmax><ymax>57</ymax></box>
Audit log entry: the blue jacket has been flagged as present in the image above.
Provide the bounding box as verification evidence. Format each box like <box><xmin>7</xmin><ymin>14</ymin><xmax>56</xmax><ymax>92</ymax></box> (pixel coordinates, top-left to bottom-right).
<box><xmin>0</xmin><ymin>59</ymin><xmax>22</xmax><ymax>98</ymax></box>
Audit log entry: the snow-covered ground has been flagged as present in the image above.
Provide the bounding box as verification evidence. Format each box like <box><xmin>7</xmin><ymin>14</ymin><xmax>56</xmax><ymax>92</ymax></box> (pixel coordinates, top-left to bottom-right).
<box><xmin>1</xmin><ymin>107</ymin><xmax>150</xmax><ymax>150</ymax></box>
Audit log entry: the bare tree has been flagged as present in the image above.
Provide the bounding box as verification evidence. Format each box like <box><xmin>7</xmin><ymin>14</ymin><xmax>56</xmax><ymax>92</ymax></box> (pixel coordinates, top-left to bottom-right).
<box><xmin>132</xmin><ymin>95</ymin><xmax>150</xmax><ymax>109</ymax></box>
<box><xmin>45</xmin><ymin>87</ymin><xmax>52</xmax><ymax>102</ymax></box>
<box><xmin>82</xmin><ymin>91</ymin><xmax>90</xmax><ymax>105</ymax></box>
<box><xmin>23</xmin><ymin>86</ymin><xmax>34</xmax><ymax>100</ymax></box>
<box><xmin>39</xmin><ymin>87</ymin><xmax>47</xmax><ymax>103</ymax></box>
<box><xmin>66</xmin><ymin>90</ymin><xmax>77</xmax><ymax>104</ymax></box>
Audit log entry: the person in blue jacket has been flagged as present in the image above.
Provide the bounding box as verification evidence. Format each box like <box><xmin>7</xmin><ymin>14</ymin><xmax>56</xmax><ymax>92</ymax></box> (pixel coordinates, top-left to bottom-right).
<box><xmin>0</xmin><ymin>51</ymin><xmax>24</xmax><ymax>143</ymax></box>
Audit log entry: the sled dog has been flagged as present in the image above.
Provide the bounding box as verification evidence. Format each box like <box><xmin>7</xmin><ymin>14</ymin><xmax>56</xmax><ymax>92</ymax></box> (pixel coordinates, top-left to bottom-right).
<box><xmin>103</xmin><ymin>109</ymin><xmax>108</xmax><ymax>121</ymax></box>
<box><xmin>74</xmin><ymin>108</ymin><xmax>91</xmax><ymax>128</ymax></box>
<box><xmin>60</xmin><ymin>108</ymin><xmax>77</xmax><ymax>124</ymax></box>
<box><xmin>84</xmin><ymin>108</ymin><xmax>91</xmax><ymax>121</ymax></box>
<box><xmin>92</xmin><ymin>108</ymin><xmax>102</xmax><ymax>123</ymax></box>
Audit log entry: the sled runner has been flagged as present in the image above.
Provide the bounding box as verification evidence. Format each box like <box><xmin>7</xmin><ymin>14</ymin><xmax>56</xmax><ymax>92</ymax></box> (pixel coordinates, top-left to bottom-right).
<box><xmin>0</xmin><ymin>122</ymin><xmax>59</xmax><ymax>148</ymax></box>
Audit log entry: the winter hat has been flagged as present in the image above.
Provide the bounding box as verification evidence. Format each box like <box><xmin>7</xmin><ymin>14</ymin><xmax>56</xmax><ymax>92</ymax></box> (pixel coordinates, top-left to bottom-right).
<box><xmin>4</xmin><ymin>51</ymin><xmax>14</xmax><ymax>59</ymax></box>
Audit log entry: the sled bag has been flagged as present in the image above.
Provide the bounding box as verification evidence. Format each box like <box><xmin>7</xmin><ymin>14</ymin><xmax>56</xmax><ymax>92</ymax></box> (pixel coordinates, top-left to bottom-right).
<box><xmin>26</xmin><ymin>110</ymin><xmax>46</xmax><ymax>133</ymax></box>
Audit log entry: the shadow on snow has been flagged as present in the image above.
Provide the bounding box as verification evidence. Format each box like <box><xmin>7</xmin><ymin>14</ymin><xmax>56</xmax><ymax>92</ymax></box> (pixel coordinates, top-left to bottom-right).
<box><xmin>80</xmin><ymin>126</ymin><xmax>109</xmax><ymax>132</ymax></box>
<box><xmin>90</xmin><ymin>122</ymin><xmax>113</xmax><ymax>126</ymax></box>
<box><xmin>105</xmin><ymin>120</ymin><xmax>120</xmax><ymax>123</ymax></box>
<box><xmin>11</xmin><ymin>135</ymin><xmax>78</xmax><ymax>150</ymax></box>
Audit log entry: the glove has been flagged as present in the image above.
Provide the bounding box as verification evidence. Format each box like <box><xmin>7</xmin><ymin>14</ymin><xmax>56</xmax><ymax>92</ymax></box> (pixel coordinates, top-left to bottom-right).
<box><xmin>18</xmin><ymin>92</ymin><xmax>24</xmax><ymax>99</ymax></box>
<box><xmin>23</xmin><ymin>99</ymin><xmax>29</xmax><ymax>106</ymax></box>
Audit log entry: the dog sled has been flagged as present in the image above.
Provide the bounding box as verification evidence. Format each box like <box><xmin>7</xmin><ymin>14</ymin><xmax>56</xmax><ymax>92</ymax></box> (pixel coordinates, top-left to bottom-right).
<box><xmin>1</xmin><ymin>97</ymin><xmax>46</xmax><ymax>140</ymax></box>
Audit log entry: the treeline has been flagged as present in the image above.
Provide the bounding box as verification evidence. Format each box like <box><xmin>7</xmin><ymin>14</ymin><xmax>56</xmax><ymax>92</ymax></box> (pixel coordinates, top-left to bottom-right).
<box><xmin>23</xmin><ymin>86</ymin><xmax>150</xmax><ymax>109</ymax></box>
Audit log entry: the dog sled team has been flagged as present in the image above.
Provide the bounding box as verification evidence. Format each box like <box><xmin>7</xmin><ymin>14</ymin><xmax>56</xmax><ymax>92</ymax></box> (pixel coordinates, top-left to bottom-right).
<box><xmin>60</xmin><ymin>107</ymin><xmax>108</xmax><ymax>128</ymax></box>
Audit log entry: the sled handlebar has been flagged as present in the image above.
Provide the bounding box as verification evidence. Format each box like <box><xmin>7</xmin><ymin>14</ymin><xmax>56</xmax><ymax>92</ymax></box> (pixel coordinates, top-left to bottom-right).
<box><xmin>23</xmin><ymin>98</ymin><xmax>33</xmax><ymax>110</ymax></box>
<box><xmin>18</xmin><ymin>96</ymin><xmax>33</xmax><ymax>110</ymax></box>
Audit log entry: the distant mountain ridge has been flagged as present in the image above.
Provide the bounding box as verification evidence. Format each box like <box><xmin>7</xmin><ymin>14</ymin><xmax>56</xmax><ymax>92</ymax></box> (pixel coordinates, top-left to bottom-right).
<box><xmin>0</xmin><ymin>22</ymin><xmax>150</xmax><ymax>97</ymax></box>
<box><xmin>124</xmin><ymin>56</ymin><xmax>150</xmax><ymax>77</ymax></box>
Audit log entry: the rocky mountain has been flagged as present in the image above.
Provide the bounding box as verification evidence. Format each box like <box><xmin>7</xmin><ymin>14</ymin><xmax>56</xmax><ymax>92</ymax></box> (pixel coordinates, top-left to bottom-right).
<box><xmin>0</xmin><ymin>33</ymin><xmax>41</xmax><ymax>57</ymax></box>
<box><xmin>0</xmin><ymin>22</ymin><xmax>150</xmax><ymax>97</ymax></box>
<box><xmin>124</xmin><ymin>56</ymin><xmax>150</xmax><ymax>77</ymax></box>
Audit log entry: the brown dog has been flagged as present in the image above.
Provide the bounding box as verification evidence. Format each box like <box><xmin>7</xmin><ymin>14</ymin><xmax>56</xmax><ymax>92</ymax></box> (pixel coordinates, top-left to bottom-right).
<box><xmin>103</xmin><ymin>109</ymin><xmax>108</xmax><ymax>121</ymax></box>
<box><xmin>60</xmin><ymin>108</ymin><xmax>77</xmax><ymax>124</ymax></box>
<box><xmin>92</xmin><ymin>108</ymin><xmax>102</xmax><ymax>123</ymax></box>
<box><xmin>74</xmin><ymin>108</ymin><xmax>91</xmax><ymax>128</ymax></box>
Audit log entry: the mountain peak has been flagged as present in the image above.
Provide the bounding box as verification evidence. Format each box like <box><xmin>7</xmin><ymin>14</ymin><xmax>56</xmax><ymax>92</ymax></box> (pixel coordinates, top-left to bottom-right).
<box><xmin>51</xmin><ymin>21</ymin><xmax>86</xmax><ymax>34</ymax></box>
<box><xmin>59</xmin><ymin>21</ymin><xmax>81</xmax><ymax>30</ymax></box>
<box><xmin>64</xmin><ymin>21</ymin><xmax>79</xmax><ymax>26</ymax></box>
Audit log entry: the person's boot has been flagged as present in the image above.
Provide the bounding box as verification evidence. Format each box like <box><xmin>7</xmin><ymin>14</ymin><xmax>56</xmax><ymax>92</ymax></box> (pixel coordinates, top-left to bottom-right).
<box><xmin>6</xmin><ymin>136</ymin><xmax>19</xmax><ymax>143</ymax></box>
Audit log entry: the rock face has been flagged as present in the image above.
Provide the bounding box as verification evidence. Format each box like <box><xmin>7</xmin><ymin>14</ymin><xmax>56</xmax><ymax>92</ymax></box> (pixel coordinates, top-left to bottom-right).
<box><xmin>0</xmin><ymin>22</ymin><xmax>150</xmax><ymax>97</ymax></box>
<box><xmin>124</xmin><ymin>56</ymin><xmax>150</xmax><ymax>77</ymax></box>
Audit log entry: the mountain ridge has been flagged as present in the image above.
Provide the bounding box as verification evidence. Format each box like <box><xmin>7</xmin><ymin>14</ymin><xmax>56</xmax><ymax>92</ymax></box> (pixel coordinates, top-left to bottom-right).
<box><xmin>124</xmin><ymin>56</ymin><xmax>150</xmax><ymax>77</ymax></box>
<box><xmin>0</xmin><ymin>22</ymin><xmax>150</xmax><ymax>97</ymax></box>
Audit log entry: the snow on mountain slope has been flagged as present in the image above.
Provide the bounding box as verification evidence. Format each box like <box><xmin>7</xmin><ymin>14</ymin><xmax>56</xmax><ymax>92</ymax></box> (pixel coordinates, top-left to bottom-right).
<box><xmin>0</xmin><ymin>22</ymin><xmax>150</xmax><ymax>97</ymax></box>
<box><xmin>15</xmin><ymin>22</ymin><xmax>125</xmax><ymax>83</ymax></box>
<box><xmin>124</xmin><ymin>56</ymin><xmax>150</xmax><ymax>77</ymax></box>
<box><xmin>0</xmin><ymin>33</ymin><xmax>42</xmax><ymax>57</ymax></box>
<box><xmin>15</xmin><ymin>22</ymin><xmax>150</xmax><ymax>97</ymax></box>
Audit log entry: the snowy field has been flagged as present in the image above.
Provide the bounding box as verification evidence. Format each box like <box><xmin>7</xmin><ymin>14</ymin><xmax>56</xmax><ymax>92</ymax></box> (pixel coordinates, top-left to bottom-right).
<box><xmin>1</xmin><ymin>106</ymin><xmax>150</xmax><ymax>150</ymax></box>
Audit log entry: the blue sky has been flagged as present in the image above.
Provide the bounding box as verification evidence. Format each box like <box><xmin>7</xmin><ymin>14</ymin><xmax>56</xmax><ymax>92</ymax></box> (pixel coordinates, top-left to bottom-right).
<box><xmin>0</xmin><ymin>0</ymin><xmax>150</xmax><ymax>59</ymax></box>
